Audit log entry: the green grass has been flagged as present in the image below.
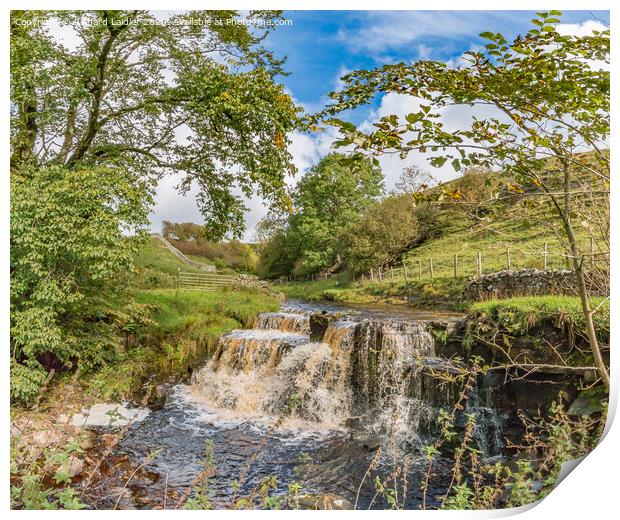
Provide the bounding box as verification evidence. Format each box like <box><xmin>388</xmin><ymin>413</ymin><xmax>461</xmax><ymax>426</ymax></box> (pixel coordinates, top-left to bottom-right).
<box><xmin>281</xmin><ymin>275</ymin><xmax>467</xmax><ymax>310</ymax></box>
<box><xmin>133</xmin><ymin>237</ymin><xmax>204</xmax><ymax>288</ymax></box>
<box><xmin>397</xmin><ymin>150</ymin><xmax>608</xmax><ymax>281</ymax></box>
<box><xmin>280</xmin><ymin>278</ymin><xmax>342</xmax><ymax>301</ymax></box>
<box><xmin>469</xmin><ymin>295</ymin><xmax>610</xmax><ymax>339</ymax></box>
<box><xmin>399</xmin><ymin>206</ymin><xmax>576</xmax><ymax>280</ymax></box>
<box><xmin>397</xmin><ymin>153</ymin><xmax>607</xmax><ymax>282</ymax></box>
<box><xmin>462</xmin><ymin>295</ymin><xmax>610</xmax><ymax>367</ymax></box>
<box><xmin>187</xmin><ymin>254</ymin><xmax>216</xmax><ymax>266</ymax></box>
<box><xmin>135</xmin><ymin>287</ymin><xmax>280</xmax><ymax>335</ymax></box>
<box><xmin>84</xmin><ymin>287</ymin><xmax>280</xmax><ymax>401</ymax></box>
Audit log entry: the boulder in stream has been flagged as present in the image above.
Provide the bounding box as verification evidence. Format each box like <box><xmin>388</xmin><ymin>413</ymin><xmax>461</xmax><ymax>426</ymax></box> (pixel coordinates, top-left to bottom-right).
<box><xmin>71</xmin><ymin>403</ymin><xmax>149</xmax><ymax>427</ymax></box>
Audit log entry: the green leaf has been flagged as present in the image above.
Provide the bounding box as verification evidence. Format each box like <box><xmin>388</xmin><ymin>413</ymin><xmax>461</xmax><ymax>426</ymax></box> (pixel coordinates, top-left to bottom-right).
<box><xmin>431</xmin><ymin>157</ymin><xmax>448</xmax><ymax>168</ymax></box>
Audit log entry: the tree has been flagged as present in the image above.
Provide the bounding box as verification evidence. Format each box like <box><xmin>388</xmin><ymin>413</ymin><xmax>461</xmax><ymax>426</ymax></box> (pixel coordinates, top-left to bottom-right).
<box><xmin>10</xmin><ymin>10</ymin><xmax>302</xmax><ymax>239</ymax></box>
<box><xmin>162</xmin><ymin>221</ymin><xmax>205</xmax><ymax>242</ymax></box>
<box><xmin>256</xmin><ymin>152</ymin><xmax>384</xmax><ymax>278</ymax></box>
<box><xmin>339</xmin><ymin>194</ymin><xmax>420</xmax><ymax>274</ymax></box>
<box><xmin>10</xmin><ymin>165</ymin><xmax>150</xmax><ymax>402</ymax></box>
<box><xmin>253</xmin><ymin>210</ymin><xmax>288</xmax><ymax>243</ymax></box>
<box><xmin>287</xmin><ymin>152</ymin><xmax>384</xmax><ymax>276</ymax></box>
<box><xmin>257</xmin><ymin>231</ymin><xmax>298</xmax><ymax>279</ymax></box>
<box><xmin>433</xmin><ymin>166</ymin><xmax>500</xmax><ymax>221</ymax></box>
<box><xmin>392</xmin><ymin>165</ymin><xmax>436</xmax><ymax>195</ymax></box>
<box><xmin>319</xmin><ymin>12</ymin><xmax>610</xmax><ymax>387</ymax></box>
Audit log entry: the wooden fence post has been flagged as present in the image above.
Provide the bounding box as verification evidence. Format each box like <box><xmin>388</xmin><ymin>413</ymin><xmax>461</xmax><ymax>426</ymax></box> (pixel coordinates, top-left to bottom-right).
<box><xmin>453</xmin><ymin>253</ymin><xmax>458</xmax><ymax>278</ymax></box>
<box><xmin>506</xmin><ymin>248</ymin><xmax>511</xmax><ymax>271</ymax></box>
<box><xmin>390</xmin><ymin>267</ymin><xmax>395</xmax><ymax>282</ymax></box>
<box><xmin>404</xmin><ymin>263</ymin><xmax>409</xmax><ymax>282</ymax></box>
<box><xmin>370</xmin><ymin>268</ymin><xmax>375</xmax><ymax>282</ymax></box>
<box><xmin>429</xmin><ymin>257</ymin><xmax>434</xmax><ymax>279</ymax></box>
<box><xmin>417</xmin><ymin>260</ymin><xmax>422</xmax><ymax>281</ymax></box>
<box><xmin>378</xmin><ymin>269</ymin><xmax>383</xmax><ymax>282</ymax></box>
<box><xmin>476</xmin><ymin>251</ymin><xmax>482</xmax><ymax>277</ymax></box>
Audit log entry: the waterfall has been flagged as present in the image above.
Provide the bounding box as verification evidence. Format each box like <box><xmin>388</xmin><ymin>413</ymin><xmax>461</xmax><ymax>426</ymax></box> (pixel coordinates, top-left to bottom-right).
<box><xmin>466</xmin><ymin>372</ymin><xmax>507</xmax><ymax>457</ymax></box>
<box><xmin>191</xmin><ymin>319</ymin><xmax>356</xmax><ymax>429</ymax></box>
<box><xmin>190</xmin><ymin>304</ymin><xmax>507</xmax><ymax>456</ymax></box>
<box><xmin>349</xmin><ymin>320</ymin><xmax>448</xmax><ymax>445</ymax></box>
<box><xmin>255</xmin><ymin>312</ymin><xmax>310</xmax><ymax>334</ymax></box>
<box><xmin>191</xmin><ymin>329</ymin><xmax>309</xmax><ymax>416</ymax></box>
<box><xmin>264</xmin><ymin>320</ymin><xmax>356</xmax><ymax>425</ymax></box>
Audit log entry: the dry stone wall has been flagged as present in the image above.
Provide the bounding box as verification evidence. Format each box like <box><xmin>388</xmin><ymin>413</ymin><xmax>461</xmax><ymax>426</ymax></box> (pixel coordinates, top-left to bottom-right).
<box><xmin>464</xmin><ymin>268</ymin><xmax>578</xmax><ymax>300</ymax></box>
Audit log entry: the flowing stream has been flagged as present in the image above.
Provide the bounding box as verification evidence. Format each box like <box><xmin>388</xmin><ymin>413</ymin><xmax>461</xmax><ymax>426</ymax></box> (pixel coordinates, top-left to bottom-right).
<box><xmin>85</xmin><ymin>300</ymin><xmax>509</xmax><ymax>509</ymax></box>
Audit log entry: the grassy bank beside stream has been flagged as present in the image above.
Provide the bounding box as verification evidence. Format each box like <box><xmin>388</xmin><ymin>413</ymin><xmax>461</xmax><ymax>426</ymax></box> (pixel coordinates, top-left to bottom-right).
<box><xmin>280</xmin><ymin>275</ymin><xmax>467</xmax><ymax>310</ymax></box>
<box><xmin>84</xmin><ymin>287</ymin><xmax>281</xmax><ymax>401</ymax></box>
<box><xmin>10</xmin><ymin>286</ymin><xmax>281</xmax><ymax>510</ymax></box>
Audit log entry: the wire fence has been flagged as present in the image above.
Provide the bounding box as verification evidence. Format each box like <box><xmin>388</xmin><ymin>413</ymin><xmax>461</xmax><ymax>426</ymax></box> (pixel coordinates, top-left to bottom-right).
<box><xmin>296</xmin><ymin>239</ymin><xmax>609</xmax><ymax>286</ymax></box>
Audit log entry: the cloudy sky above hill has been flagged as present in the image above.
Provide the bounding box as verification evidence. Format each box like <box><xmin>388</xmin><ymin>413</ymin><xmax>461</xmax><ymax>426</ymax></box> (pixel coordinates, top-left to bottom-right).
<box><xmin>149</xmin><ymin>10</ymin><xmax>609</xmax><ymax>241</ymax></box>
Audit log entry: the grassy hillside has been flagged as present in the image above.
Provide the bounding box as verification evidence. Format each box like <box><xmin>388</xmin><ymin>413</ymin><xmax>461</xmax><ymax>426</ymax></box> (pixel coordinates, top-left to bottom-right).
<box><xmin>167</xmin><ymin>236</ymin><xmax>259</xmax><ymax>275</ymax></box>
<box><xmin>399</xmin><ymin>203</ymin><xmax>570</xmax><ymax>279</ymax></box>
<box><xmin>400</xmin><ymin>151</ymin><xmax>607</xmax><ymax>279</ymax></box>
<box><xmin>282</xmin><ymin>152</ymin><xmax>608</xmax><ymax>308</ymax></box>
<box><xmin>133</xmin><ymin>237</ymin><xmax>207</xmax><ymax>288</ymax></box>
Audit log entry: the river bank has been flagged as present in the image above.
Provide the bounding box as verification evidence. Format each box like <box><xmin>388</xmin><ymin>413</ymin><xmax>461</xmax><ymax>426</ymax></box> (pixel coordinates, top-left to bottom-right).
<box><xmin>9</xmin><ymin>287</ymin><xmax>282</xmax><ymax>509</ymax></box>
<box><xmin>279</xmin><ymin>276</ymin><xmax>467</xmax><ymax>310</ymax></box>
<box><xmin>10</xmin><ymin>291</ymin><xmax>608</xmax><ymax>510</ymax></box>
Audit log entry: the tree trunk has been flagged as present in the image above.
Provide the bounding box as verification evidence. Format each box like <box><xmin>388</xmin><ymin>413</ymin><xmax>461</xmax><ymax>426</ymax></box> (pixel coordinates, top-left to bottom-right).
<box><xmin>56</xmin><ymin>102</ymin><xmax>78</xmax><ymax>164</ymax></box>
<box><xmin>560</xmin><ymin>160</ymin><xmax>609</xmax><ymax>388</ymax></box>
<box><xmin>10</xmin><ymin>22</ymin><xmax>38</xmax><ymax>170</ymax></box>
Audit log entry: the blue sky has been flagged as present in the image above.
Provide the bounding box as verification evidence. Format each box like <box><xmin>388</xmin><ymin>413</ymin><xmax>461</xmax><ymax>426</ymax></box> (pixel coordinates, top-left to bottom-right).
<box><xmin>264</xmin><ymin>10</ymin><xmax>609</xmax><ymax>120</ymax></box>
<box><xmin>150</xmin><ymin>10</ymin><xmax>610</xmax><ymax>240</ymax></box>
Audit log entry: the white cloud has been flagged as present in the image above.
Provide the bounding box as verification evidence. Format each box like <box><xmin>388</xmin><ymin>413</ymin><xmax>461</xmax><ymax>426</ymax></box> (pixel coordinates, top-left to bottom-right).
<box><xmin>333</xmin><ymin>64</ymin><xmax>353</xmax><ymax>91</ymax></box>
<box><xmin>556</xmin><ymin>20</ymin><xmax>608</xmax><ymax>37</ymax></box>
<box><xmin>444</xmin><ymin>44</ymin><xmax>486</xmax><ymax>69</ymax></box>
<box><xmin>358</xmin><ymin>93</ymin><xmax>446</xmax><ymax>190</ymax></box>
<box><xmin>355</xmin><ymin>92</ymin><xmax>510</xmax><ymax>191</ymax></box>
<box><xmin>149</xmin><ymin>16</ymin><xmax>609</xmax><ymax>241</ymax></box>
<box><xmin>149</xmin><ymin>174</ymin><xmax>203</xmax><ymax>235</ymax></box>
<box><xmin>336</xmin><ymin>11</ymin><xmax>515</xmax><ymax>55</ymax></box>
<box><xmin>556</xmin><ymin>20</ymin><xmax>609</xmax><ymax>72</ymax></box>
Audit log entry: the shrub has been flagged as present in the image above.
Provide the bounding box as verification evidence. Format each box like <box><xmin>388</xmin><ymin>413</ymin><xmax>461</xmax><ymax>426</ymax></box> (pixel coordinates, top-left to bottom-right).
<box><xmin>339</xmin><ymin>194</ymin><xmax>420</xmax><ymax>274</ymax></box>
<box><xmin>171</xmin><ymin>237</ymin><xmax>259</xmax><ymax>273</ymax></box>
<box><xmin>10</xmin><ymin>165</ymin><xmax>150</xmax><ymax>403</ymax></box>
